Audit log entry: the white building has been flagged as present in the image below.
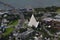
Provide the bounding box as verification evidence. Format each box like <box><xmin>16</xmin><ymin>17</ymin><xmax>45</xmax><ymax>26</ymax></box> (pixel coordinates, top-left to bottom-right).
<box><xmin>54</xmin><ymin>14</ymin><xmax>60</xmax><ymax>19</ymax></box>
<box><xmin>34</xmin><ymin>36</ymin><xmax>39</xmax><ymax>40</ymax></box>
<box><xmin>42</xmin><ymin>18</ymin><xmax>53</xmax><ymax>22</ymax></box>
<box><xmin>0</xmin><ymin>12</ymin><xmax>4</xmax><ymax>15</ymax></box>
<box><xmin>28</xmin><ymin>14</ymin><xmax>39</xmax><ymax>28</ymax></box>
<box><xmin>0</xmin><ymin>11</ymin><xmax>8</xmax><ymax>15</ymax></box>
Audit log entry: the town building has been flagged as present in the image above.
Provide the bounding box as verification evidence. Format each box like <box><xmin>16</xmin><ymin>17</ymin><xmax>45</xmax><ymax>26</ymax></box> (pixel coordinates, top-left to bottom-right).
<box><xmin>28</xmin><ymin>14</ymin><xmax>39</xmax><ymax>28</ymax></box>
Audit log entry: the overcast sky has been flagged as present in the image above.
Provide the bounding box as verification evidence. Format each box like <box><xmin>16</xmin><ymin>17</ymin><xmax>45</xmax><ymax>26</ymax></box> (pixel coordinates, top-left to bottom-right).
<box><xmin>0</xmin><ymin>0</ymin><xmax>60</xmax><ymax>9</ymax></box>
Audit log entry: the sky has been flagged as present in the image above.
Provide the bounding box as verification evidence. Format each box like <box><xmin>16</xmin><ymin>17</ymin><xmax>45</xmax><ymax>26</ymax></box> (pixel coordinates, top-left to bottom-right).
<box><xmin>0</xmin><ymin>0</ymin><xmax>60</xmax><ymax>9</ymax></box>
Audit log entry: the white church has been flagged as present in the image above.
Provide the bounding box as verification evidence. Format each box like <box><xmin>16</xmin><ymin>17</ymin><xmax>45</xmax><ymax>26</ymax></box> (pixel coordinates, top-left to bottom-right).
<box><xmin>28</xmin><ymin>14</ymin><xmax>39</xmax><ymax>28</ymax></box>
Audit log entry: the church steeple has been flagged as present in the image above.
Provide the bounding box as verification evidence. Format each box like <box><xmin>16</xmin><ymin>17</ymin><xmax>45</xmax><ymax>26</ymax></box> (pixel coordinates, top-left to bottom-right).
<box><xmin>28</xmin><ymin>14</ymin><xmax>39</xmax><ymax>28</ymax></box>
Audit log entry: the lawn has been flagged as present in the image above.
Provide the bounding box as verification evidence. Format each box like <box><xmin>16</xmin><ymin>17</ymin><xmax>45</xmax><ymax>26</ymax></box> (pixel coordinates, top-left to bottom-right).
<box><xmin>3</xmin><ymin>20</ymin><xmax>18</xmax><ymax>37</ymax></box>
<box><xmin>56</xmin><ymin>9</ymin><xmax>60</xmax><ymax>13</ymax></box>
<box><xmin>3</xmin><ymin>27</ymin><xmax>14</xmax><ymax>37</ymax></box>
<box><xmin>8</xmin><ymin>20</ymin><xmax>18</xmax><ymax>26</ymax></box>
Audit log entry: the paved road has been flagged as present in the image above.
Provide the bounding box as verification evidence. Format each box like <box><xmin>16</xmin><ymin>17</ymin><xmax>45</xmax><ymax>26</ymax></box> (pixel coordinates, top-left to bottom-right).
<box><xmin>42</xmin><ymin>24</ymin><xmax>60</xmax><ymax>38</ymax></box>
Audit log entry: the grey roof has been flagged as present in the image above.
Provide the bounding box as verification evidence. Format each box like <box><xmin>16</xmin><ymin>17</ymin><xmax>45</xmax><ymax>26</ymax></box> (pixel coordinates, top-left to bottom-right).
<box><xmin>53</xmin><ymin>19</ymin><xmax>60</xmax><ymax>22</ymax></box>
<box><xmin>42</xmin><ymin>18</ymin><xmax>53</xmax><ymax>21</ymax></box>
<box><xmin>55</xmin><ymin>15</ymin><xmax>60</xmax><ymax>19</ymax></box>
<box><xmin>0</xmin><ymin>12</ymin><xmax>4</xmax><ymax>15</ymax></box>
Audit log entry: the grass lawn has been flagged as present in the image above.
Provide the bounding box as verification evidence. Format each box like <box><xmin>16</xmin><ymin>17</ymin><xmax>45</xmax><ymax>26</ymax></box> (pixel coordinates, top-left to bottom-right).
<box><xmin>3</xmin><ymin>20</ymin><xmax>18</xmax><ymax>37</ymax></box>
<box><xmin>3</xmin><ymin>27</ymin><xmax>14</xmax><ymax>37</ymax></box>
<box><xmin>8</xmin><ymin>20</ymin><xmax>18</xmax><ymax>26</ymax></box>
<box><xmin>56</xmin><ymin>9</ymin><xmax>60</xmax><ymax>13</ymax></box>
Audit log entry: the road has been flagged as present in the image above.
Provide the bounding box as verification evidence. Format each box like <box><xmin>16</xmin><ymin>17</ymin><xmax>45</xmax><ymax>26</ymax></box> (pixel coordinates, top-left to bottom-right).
<box><xmin>42</xmin><ymin>24</ymin><xmax>60</xmax><ymax>38</ymax></box>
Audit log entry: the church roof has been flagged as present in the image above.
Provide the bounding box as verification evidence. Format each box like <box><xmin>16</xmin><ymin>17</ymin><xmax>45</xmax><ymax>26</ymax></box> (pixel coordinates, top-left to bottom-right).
<box><xmin>28</xmin><ymin>14</ymin><xmax>39</xmax><ymax>28</ymax></box>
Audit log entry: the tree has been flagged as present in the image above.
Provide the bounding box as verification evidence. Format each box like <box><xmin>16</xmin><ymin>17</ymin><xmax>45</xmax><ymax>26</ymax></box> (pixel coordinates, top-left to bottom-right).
<box><xmin>51</xmin><ymin>13</ymin><xmax>57</xmax><ymax>17</ymax></box>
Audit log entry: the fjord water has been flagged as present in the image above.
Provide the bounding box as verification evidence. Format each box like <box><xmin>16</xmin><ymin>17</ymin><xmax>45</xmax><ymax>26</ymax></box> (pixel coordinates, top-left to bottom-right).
<box><xmin>0</xmin><ymin>0</ymin><xmax>60</xmax><ymax>9</ymax></box>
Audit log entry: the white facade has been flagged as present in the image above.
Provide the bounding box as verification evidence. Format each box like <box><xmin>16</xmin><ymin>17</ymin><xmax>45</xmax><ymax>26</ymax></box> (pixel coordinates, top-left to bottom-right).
<box><xmin>53</xmin><ymin>19</ymin><xmax>60</xmax><ymax>22</ymax></box>
<box><xmin>28</xmin><ymin>14</ymin><xmax>39</xmax><ymax>28</ymax></box>
<box><xmin>0</xmin><ymin>12</ymin><xmax>4</xmax><ymax>15</ymax></box>
<box><xmin>34</xmin><ymin>36</ymin><xmax>38</xmax><ymax>40</ymax></box>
